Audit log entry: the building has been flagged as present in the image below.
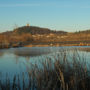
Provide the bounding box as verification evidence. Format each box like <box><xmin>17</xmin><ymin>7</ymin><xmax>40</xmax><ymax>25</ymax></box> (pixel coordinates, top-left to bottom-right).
<box><xmin>27</xmin><ymin>23</ymin><xmax>30</xmax><ymax>27</ymax></box>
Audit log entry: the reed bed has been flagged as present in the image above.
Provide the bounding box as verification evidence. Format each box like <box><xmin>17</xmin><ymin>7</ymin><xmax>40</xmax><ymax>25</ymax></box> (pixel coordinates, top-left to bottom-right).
<box><xmin>0</xmin><ymin>49</ymin><xmax>90</xmax><ymax>90</ymax></box>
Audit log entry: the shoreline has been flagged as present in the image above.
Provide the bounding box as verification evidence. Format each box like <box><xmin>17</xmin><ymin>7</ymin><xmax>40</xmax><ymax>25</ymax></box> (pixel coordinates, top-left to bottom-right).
<box><xmin>0</xmin><ymin>43</ymin><xmax>90</xmax><ymax>49</ymax></box>
<box><xmin>24</xmin><ymin>44</ymin><xmax>89</xmax><ymax>47</ymax></box>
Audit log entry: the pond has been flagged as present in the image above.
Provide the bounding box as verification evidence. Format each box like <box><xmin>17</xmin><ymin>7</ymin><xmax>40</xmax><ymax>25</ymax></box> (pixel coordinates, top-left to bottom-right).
<box><xmin>0</xmin><ymin>46</ymin><xmax>90</xmax><ymax>89</ymax></box>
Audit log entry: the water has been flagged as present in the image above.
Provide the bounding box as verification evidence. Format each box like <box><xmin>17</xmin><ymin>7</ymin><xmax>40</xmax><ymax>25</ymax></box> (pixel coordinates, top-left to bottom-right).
<box><xmin>0</xmin><ymin>46</ymin><xmax>90</xmax><ymax>74</ymax></box>
<box><xmin>0</xmin><ymin>46</ymin><xmax>90</xmax><ymax>88</ymax></box>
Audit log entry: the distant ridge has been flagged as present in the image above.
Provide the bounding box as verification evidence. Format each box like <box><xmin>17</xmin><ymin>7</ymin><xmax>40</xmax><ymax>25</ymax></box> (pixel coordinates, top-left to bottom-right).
<box><xmin>13</xmin><ymin>26</ymin><xmax>67</xmax><ymax>35</ymax></box>
<box><xmin>1</xmin><ymin>26</ymin><xmax>90</xmax><ymax>35</ymax></box>
<box><xmin>76</xmin><ymin>29</ymin><xmax>90</xmax><ymax>33</ymax></box>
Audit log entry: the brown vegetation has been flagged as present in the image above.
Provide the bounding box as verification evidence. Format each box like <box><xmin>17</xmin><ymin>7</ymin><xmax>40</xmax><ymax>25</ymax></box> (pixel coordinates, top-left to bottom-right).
<box><xmin>0</xmin><ymin>50</ymin><xmax>90</xmax><ymax>90</ymax></box>
<box><xmin>1</xmin><ymin>26</ymin><xmax>90</xmax><ymax>49</ymax></box>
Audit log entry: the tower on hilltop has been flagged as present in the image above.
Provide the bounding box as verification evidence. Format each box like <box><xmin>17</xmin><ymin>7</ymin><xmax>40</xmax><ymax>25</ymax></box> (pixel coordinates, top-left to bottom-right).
<box><xmin>26</xmin><ymin>23</ymin><xmax>30</xmax><ymax>27</ymax></box>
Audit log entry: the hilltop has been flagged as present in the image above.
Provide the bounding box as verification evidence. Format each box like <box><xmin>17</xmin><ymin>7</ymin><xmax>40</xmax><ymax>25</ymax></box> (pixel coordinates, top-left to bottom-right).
<box><xmin>13</xmin><ymin>26</ymin><xmax>67</xmax><ymax>35</ymax></box>
<box><xmin>2</xmin><ymin>26</ymin><xmax>90</xmax><ymax>35</ymax></box>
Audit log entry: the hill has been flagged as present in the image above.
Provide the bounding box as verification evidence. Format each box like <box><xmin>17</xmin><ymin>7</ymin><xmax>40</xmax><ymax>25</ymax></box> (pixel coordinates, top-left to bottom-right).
<box><xmin>1</xmin><ymin>25</ymin><xmax>90</xmax><ymax>49</ymax></box>
<box><xmin>13</xmin><ymin>26</ymin><xmax>67</xmax><ymax>35</ymax></box>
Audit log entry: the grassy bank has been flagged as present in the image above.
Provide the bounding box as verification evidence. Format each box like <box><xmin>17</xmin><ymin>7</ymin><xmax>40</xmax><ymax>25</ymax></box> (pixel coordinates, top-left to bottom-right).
<box><xmin>0</xmin><ymin>42</ymin><xmax>90</xmax><ymax>49</ymax></box>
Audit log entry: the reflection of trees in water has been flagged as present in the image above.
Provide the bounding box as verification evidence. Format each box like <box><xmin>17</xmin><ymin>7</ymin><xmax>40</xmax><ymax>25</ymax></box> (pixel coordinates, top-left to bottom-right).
<box><xmin>14</xmin><ymin>47</ymin><xmax>51</xmax><ymax>57</ymax></box>
<box><xmin>15</xmin><ymin>55</ymin><xmax>19</xmax><ymax>64</ymax></box>
<box><xmin>79</xmin><ymin>48</ymin><xmax>90</xmax><ymax>52</ymax></box>
<box><xmin>0</xmin><ymin>52</ymin><xmax>4</xmax><ymax>57</ymax></box>
<box><xmin>24</xmin><ymin>56</ymin><xmax>31</xmax><ymax>71</ymax></box>
<box><xmin>15</xmin><ymin>52</ymin><xmax>30</xmax><ymax>64</ymax></box>
<box><xmin>14</xmin><ymin>53</ymin><xmax>31</xmax><ymax>72</ymax></box>
<box><xmin>25</xmin><ymin>56</ymin><xmax>30</xmax><ymax>61</ymax></box>
<box><xmin>14</xmin><ymin>50</ymin><xmax>32</xmax><ymax>57</ymax></box>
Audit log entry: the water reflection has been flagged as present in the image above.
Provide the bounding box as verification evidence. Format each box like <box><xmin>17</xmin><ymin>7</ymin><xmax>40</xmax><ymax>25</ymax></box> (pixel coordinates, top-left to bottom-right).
<box><xmin>0</xmin><ymin>46</ymin><xmax>90</xmax><ymax>89</ymax></box>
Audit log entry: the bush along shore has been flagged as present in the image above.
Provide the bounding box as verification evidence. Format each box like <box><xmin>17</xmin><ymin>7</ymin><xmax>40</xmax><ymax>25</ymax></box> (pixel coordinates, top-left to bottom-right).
<box><xmin>0</xmin><ymin>41</ymin><xmax>90</xmax><ymax>49</ymax></box>
<box><xmin>0</xmin><ymin>49</ymin><xmax>90</xmax><ymax>90</ymax></box>
<box><xmin>0</xmin><ymin>42</ymin><xmax>23</xmax><ymax>49</ymax></box>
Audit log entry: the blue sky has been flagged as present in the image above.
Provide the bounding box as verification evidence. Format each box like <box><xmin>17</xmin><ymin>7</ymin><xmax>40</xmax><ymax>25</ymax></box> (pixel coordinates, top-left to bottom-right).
<box><xmin>0</xmin><ymin>0</ymin><xmax>90</xmax><ymax>32</ymax></box>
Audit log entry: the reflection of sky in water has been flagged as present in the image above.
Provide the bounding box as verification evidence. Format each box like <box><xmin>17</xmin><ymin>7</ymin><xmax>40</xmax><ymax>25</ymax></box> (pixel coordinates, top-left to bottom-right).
<box><xmin>0</xmin><ymin>46</ymin><xmax>90</xmax><ymax>83</ymax></box>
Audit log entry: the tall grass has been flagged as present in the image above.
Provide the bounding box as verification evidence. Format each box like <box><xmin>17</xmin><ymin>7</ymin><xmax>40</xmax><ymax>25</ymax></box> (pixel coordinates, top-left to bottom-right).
<box><xmin>27</xmin><ymin>49</ymin><xmax>90</xmax><ymax>90</ymax></box>
<box><xmin>0</xmin><ymin>49</ymin><xmax>90</xmax><ymax>90</ymax></box>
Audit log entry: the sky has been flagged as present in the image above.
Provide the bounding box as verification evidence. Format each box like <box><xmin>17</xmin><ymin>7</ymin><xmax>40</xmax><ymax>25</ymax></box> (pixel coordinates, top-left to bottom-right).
<box><xmin>0</xmin><ymin>0</ymin><xmax>90</xmax><ymax>32</ymax></box>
